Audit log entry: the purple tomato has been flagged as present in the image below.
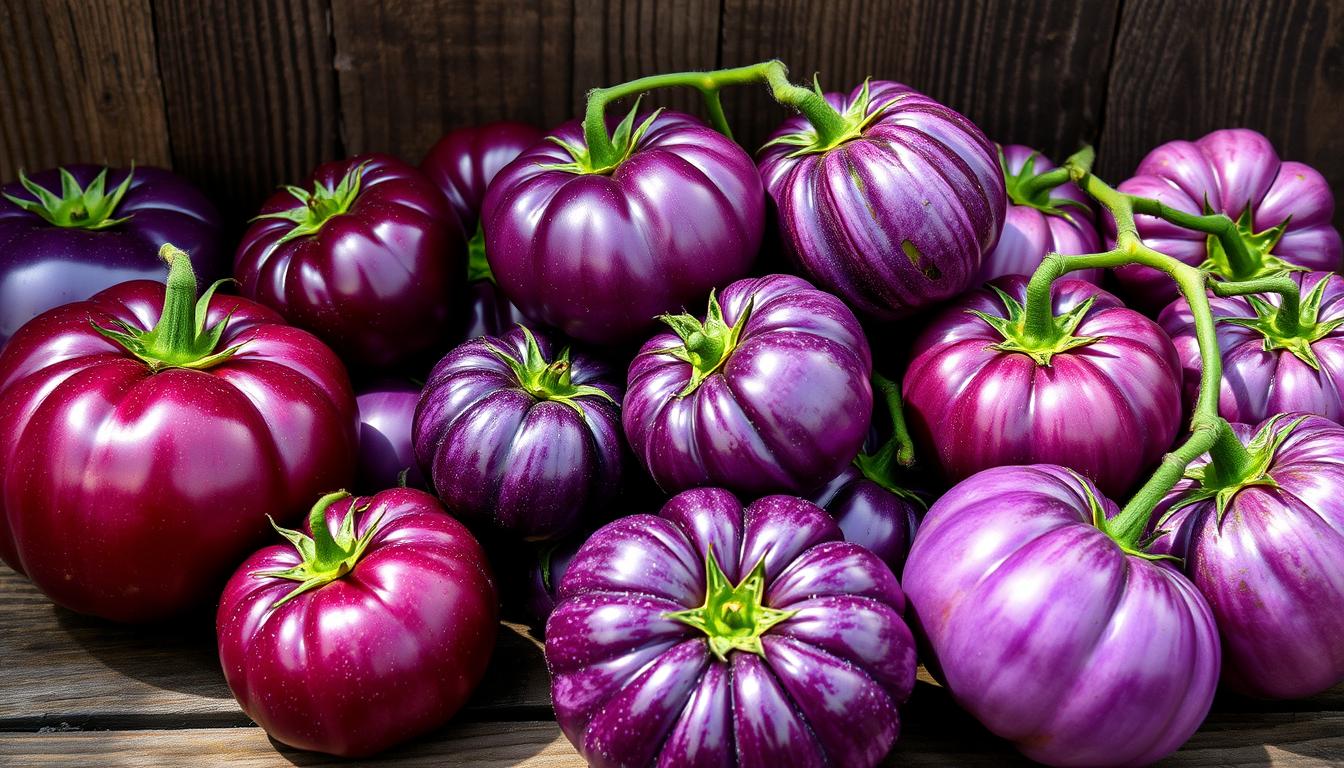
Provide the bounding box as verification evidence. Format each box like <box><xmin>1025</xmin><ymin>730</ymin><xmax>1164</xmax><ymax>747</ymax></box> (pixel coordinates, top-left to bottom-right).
<box><xmin>624</xmin><ymin>273</ymin><xmax>873</xmax><ymax>495</ymax></box>
<box><xmin>217</xmin><ymin>488</ymin><xmax>497</xmax><ymax>757</ymax></box>
<box><xmin>547</xmin><ymin>488</ymin><xmax>917</xmax><ymax>768</ymax></box>
<box><xmin>355</xmin><ymin>380</ymin><xmax>425</xmax><ymax>492</ymax></box>
<box><xmin>904</xmin><ymin>464</ymin><xmax>1220</xmax><ymax>766</ymax></box>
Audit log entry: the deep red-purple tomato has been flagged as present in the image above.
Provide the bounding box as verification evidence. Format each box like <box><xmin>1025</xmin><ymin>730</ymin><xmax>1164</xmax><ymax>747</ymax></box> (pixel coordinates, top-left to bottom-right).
<box><xmin>421</xmin><ymin>121</ymin><xmax>545</xmax><ymax>230</ymax></box>
<box><xmin>758</xmin><ymin>81</ymin><xmax>1005</xmax><ymax>320</ymax></box>
<box><xmin>0</xmin><ymin>283</ymin><xmax>356</xmax><ymax>622</ymax></box>
<box><xmin>1159</xmin><ymin>272</ymin><xmax>1344</xmax><ymax>424</ymax></box>
<box><xmin>355</xmin><ymin>380</ymin><xmax>425</xmax><ymax>492</ymax></box>
<box><xmin>809</xmin><ymin>465</ymin><xmax>921</xmax><ymax>576</ymax></box>
<box><xmin>0</xmin><ymin>165</ymin><xmax>223</xmax><ymax>346</ymax></box>
<box><xmin>903</xmin><ymin>276</ymin><xmax>1182</xmax><ymax>497</ymax></box>
<box><xmin>217</xmin><ymin>489</ymin><xmax>498</xmax><ymax>757</ymax></box>
<box><xmin>1113</xmin><ymin>128</ymin><xmax>1342</xmax><ymax>309</ymax></box>
<box><xmin>547</xmin><ymin>489</ymin><xmax>917</xmax><ymax>768</ymax></box>
<box><xmin>422</xmin><ymin>122</ymin><xmax>540</xmax><ymax>340</ymax></box>
<box><xmin>979</xmin><ymin>144</ymin><xmax>1102</xmax><ymax>284</ymax></box>
<box><xmin>413</xmin><ymin>327</ymin><xmax>623</xmax><ymax>540</ymax></box>
<box><xmin>624</xmin><ymin>274</ymin><xmax>873</xmax><ymax>495</ymax></box>
<box><xmin>482</xmin><ymin>112</ymin><xmax>764</xmax><ymax>345</ymax></box>
<box><xmin>1149</xmin><ymin>415</ymin><xmax>1344</xmax><ymax>699</ymax></box>
<box><xmin>904</xmin><ymin>465</ymin><xmax>1220</xmax><ymax>767</ymax></box>
<box><xmin>235</xmin><ymin>153</ymin><xmax>465</xmax><ymax>368</ymax></box>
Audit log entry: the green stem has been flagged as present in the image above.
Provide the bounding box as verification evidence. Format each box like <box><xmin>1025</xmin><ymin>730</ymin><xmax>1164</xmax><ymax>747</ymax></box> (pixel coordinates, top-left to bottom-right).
<box><xmin>871</xmin><ymin>372</ymin><xmax>915</xmax><ymax>468</ymax></box>
<box><xmin>582</xmin><ymin>60</ymin><xmax>849</xmax><ymax>169</ymax></box>
<box><xmin>145</xmin><ymin>244</ymin><xmax>201</xmax><ymax>360</ymax></box>
<box><xmin>1209</xmin><ymin>275</ymin><xmax>1303</xmax><ymax>336</ymax></box>
<box><xmin>308</xmin><ymin>491</ymin><xmax>353</xmax><ymax>566</ymax></box>
<box><xmin>1126</xmin><ymin>196</ymin><xmax>1259</xmax><ymax>278</ymax></box>
<box><xmin>1014</xmin><ymin>165</ymin><xmax>1071</xmax><ymax>202</ymax></box>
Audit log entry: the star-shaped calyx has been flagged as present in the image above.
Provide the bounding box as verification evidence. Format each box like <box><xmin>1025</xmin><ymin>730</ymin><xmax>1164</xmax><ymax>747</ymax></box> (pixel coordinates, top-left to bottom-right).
<box><xmin>666</xmin><ymin>549</ymin><xmax>796</xmax><ymax>662</ymax></box>
<box><xmin>968</xmin><ymin>285</ymin><xmax>1102</xmax><ymax>367</ymax></box>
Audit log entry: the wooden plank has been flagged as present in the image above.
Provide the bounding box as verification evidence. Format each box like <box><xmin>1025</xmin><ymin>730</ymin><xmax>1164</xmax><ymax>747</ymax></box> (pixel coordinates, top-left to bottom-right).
<box><xmin>0</xmin><ymin>722</ymin><xmax>578</xmax><ymax>767</ymax></box>
<box><xmin>152</xmin><ymin>0</ymin><xmax>343</xmax><ymax>220</ymax></box>
<box><xmin>0</xmin><ymin>0</ymin><xmax>170</xmax><ymax>179</ymax></box>
<box><xmin>0</xmin><ymin>567</ymin><xmax>551</xmax><ymax>729</ymax></box>
<box><xmin>718</xmin><ymin>0</ymin><xmax>1120</xmax><ymax>157</ymax></box>
<box><xmin>570</xmin><ymin>0</ymin><xmax>721</xmax><ymax>117</ymax></box>
<box><xmin>1096</xmin><ymin>0</ymin><xmax>1344</xmax><ymax>229</ymax></box>
<box><xmin>330</xmin><ymin>0</ymin><xmax>573</xmax><ymax>162</ymax></box>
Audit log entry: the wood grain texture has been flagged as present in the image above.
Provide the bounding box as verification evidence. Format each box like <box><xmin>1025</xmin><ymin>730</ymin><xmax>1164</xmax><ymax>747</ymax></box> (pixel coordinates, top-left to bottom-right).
<box><xmin>0</xmin><ymin>722</ymin><xmax>578</xmax><ymax>767</ymax></box>
<box><xmin>0</xmin><ymin>0</ymin><xmax>170</xmax><ymax>178</ymax></box>
<box><xmin>1097</xmin><ymin>0</ymin><xmax>1344</xmax><ymax>229</ymax></box>
<box><xmin>0</xmin><ymin>568</ymin><xmax>551</xmax><ymax>730</ymax></box>
<box><xmin>330</xmin><ymin>0</ymin><xmax>573</xmax><ymax>163</ymax></box>
<box><xmin>570</xmin><ymin>0</ymin><xmax>721</xmax><ymax>117</ymax></box>
<box><xmin>152</xmin><ymin>0</ymin><xmax>342</xmax><ymax>220</ymax></box>
<box><xmin>718</xmin><ymin>0</ymin><xmax>1120</xmax><ymax>158</ymax></box>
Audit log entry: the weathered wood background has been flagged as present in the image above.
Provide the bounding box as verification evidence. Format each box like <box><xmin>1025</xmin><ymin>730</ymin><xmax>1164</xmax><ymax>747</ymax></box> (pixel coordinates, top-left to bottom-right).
<box><xmin>1</xmin><ymin>0</ymin><xmax>1341</xmax><ymax>227</ymax></box>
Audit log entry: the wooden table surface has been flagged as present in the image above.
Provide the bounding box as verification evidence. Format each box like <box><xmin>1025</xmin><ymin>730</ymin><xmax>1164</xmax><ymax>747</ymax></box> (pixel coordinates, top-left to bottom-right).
<box><xmin>2</xmin><ymin>565</ymin><xmax>1342</xmax><ymax>767</ymax></box>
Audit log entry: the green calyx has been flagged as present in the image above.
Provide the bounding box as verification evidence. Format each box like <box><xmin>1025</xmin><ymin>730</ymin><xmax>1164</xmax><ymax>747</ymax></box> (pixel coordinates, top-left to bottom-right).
<box><xmin>760</xmin><ymin>77</ymin><xmax>887</xmax><ymax>158</ymax></box>
<box><xmin>256</xmin><ymin>162</ymin><xmax>368</xmax><ymax>245</ymax></box>
<box><xmin>3</xmin><ymin>166</ymin><xmax>135</xmax><ymax>229</ymax></box>
<box><xmin>658</xmin><ymin>290</ymin><xmax>754</xmax><ymax>396</ymax></box>
<box><xmin>544</xmin><ymin>99</ymin><xmax>664</xmax><ymax>176</ymax></box>
<box><xmin>969</xmin><ymin>285</ymin><xmax>1101</xmax><ymax>366</ymax></box>
<box><xmin>255</xmin><ymin>491</ymin><xmax>383</xmax><ymax>610</ymax></box>
<box><xmin>1220</xmin><ymin>274</ymin><xmax>1343</xmax><ymax>370</ymax></box>
<box><xmin>1000</xmin><ymin>150</ymin><xmax>1090</xmax><ymax>220</ymax></box>
<box><xmin>1073</xmin><ymin>470</ymin><xmax>1177</xmax><ymax>562</ymax></box>
<box><xmin>1202</xmin><ymin>205</ymin><xmax>1298</xmax><ymax>282</ymax></box>
<box><xmin>666</xmin><ymin>549</ymin><xmax>796</xmax><ymax>662</ymax></box>
<box><xmin>94</xmin><ymin>243</ymin><xmax>243</xmax><ymax>372</ymax></box>
<box><xmin>852</xmin><ymin>372</ymin><xmax>924</xmax><ymax>505</ymax></box>
<box><xmin>487</xmin><ymin>326</ymin><xmax>616</xmax><ymax>416</ymax></box>
<box><xmin>1165</xmin><ymin>415</ymin><xmax>1306</xmax><ymax>523</ymax></box>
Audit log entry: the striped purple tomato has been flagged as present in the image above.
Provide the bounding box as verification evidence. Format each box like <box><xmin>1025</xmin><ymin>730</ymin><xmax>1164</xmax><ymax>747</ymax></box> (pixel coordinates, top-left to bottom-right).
<box><xmin>1113</xmin><ymin>128</ymin><xmax>1342</xmax><ymax>310</ymax></box>
<box><xmin>413</xmin><ymin>326</ymin><xmax>622</xmax><ymax>541</ymax></box>
<box><xmin>1149</xmin><ymin>414</ymin><xmax>1344</xmax><ymax>699</ymax></box>
<box><xmin>978</xmin><ymin>145</ymin><xmax>1102</xmax><ymax>284</ymax></box>
<box><xmin>903</xmin><ymin>276</ymin><xmax>1182</xmax><ymax>497</ymax></box>
<box><xmin>483</xmin><ymin>110</ymin><xmax>763</xmax><ymax>345</ymax></box>
<box><xmin>217</xmin><ymin>489</ymin><xmax>497</xmax><ymax>757</ymax></box>
<box><xmin>624</xmin><ymin>274</ymin><xmax>872</xmax><ymax>496</ymax></box>
<box><xmin>758</xmin><ymin>80</ymin><xmax>1005</xmax><ymax>319</ymax></box>
<box><xmin>904</xmin><ymin>465</ymin><xmax>1220</xmax><ymax>767</ymax></box>
<box><xmin>547</xmin><ymin>488</ymin><xmax>917</xmax><ymax>768</ymax></box>
<box><xmin>1159</xmin><ymin>271</ymin><xmax>1344</xmax><ymax>424</ymax></box>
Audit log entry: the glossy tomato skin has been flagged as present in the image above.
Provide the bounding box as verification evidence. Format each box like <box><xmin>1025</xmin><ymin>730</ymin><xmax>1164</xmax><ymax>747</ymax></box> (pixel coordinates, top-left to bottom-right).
<box><xmin>482</xmin><ymin>112</ymin><xmax>764</xmax><ymax>345</ymax></box>
<box><xmin>234</xmin><ymin>153</ymin><xmax>465</xmax><ymax>368</ymax></box>
<box><xmin>978</xmin><ymin>145</ymin><xmax>1102</xmax><ymax>284</ymax></box>
<box><xmin>547</xmin><ymin>489</ymin><xmax>917</xmax><ymax>768</ymax></box>
<box><xmin>904</xmin><ymin>465</ymin><xmax>1220</xmax><ymax>767</ymax></box>
<box><xmin>809</xmin><ymin>465</ymin><xmax>921</xmax><ymax>576</ymax></box>
<box><xmin>0</xmin><ymin>282</ymin><xmax>356</xmax><ymax>622</ymax></box>
<box><xmin>1113</xmin><ymin>129</ymin><xmax>1342</xmax><ymax>309</ymax></box>
<box><xmin>903</xmin><ymin>276</ymin><xmax>1182</xmax><ymax>497</ymax></box>
<box><xmin>217</xmin><ymin>488</ymin><xmax>498</xmax><ymax>757</ymax></box>
<box><xmin>0</xmin><ymin>165</ymin><xmax>224</xmax><ymax>347</ymax></box>
<box><xmin>421</xmin><ymin>121</ymin><xmax>545</xmax><ymax>230</ymax></box>
<box><xmin>355</xmin><ymin>380</ymin><xmax>425</xmax><ymax>492</ymax></box>
<box><xmin>624</xmin><ymin>274</ymin><xmax>873</xmax><ymax>496</ymax></box>
<box><xmin>421</xmin><ymin>122</ymin><xmax>541</xmax><ymax>341</ymax></box>
<box><xmin>1159</xmin><ymin>272</ymin><xmax>1344</xmax><ymax>424</ymax></box>
<box><xmin>758</xmin><ymin>81</ymin><xmax>1005</xmax><ymax>320</ymax></box>
<box><xmin>1149</xmin><ymin>415</ymin><xmax>1344</xmax><ymax>699</ymax></box>
<box><xmin>413</xmin><ymin>327</ymin><xmax>623</xmax><ymax>541</ymax></box>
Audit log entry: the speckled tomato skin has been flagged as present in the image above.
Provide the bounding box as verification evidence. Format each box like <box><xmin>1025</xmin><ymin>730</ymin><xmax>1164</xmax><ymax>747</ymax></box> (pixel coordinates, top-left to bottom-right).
<box><xmin>546</xmin><ymin>488</ymin><xmax>917</xmax><ymax>768</ymax></box>
<box><xmin>217</xmin><ymin>488</ymin><xmax>498</xmax><ymax>758</ymax></box>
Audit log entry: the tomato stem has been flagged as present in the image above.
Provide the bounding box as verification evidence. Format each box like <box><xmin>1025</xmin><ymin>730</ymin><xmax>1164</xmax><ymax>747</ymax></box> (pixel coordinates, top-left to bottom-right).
<box><xmin>581</xmin><ymin>60</ymin><xmax>850</xmax><ymax>170</ymax></box>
